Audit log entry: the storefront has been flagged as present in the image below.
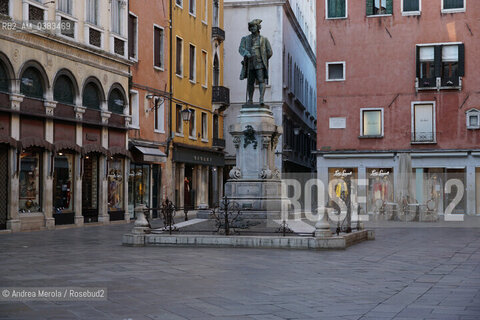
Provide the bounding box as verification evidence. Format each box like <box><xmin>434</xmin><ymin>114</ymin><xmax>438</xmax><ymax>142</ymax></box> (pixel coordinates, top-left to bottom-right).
<box><xmin>53</xmin><ymin>152</ymin><xmax>75</xmax><ymax>225</ymax></box>
<box><xmin>19</xmin><ymin>149</ymin><xmax>42</xmax><ymax>213</ymax></box>
<box><xmin>476</xmin><ymin>167</ymin><xmax>480</xmax><ymax>215</ymax></box>
<box><xmin>108</xmin><ymin>156</ymin><xmax>125</xmax><ymax>221</ymax></box>
<box><xmin>173</xmin><ymin>144</ymin><xmax>224</xmax><ymax>209</ymax></box>
<box><xmin>366</xmin><ymin>168</ymin><xmax>394</xmax><ymax>213</ymax></box>
<box><xmin>82</xmin><ymin>152</ymin><xmax>99</xmax><ymax>223</ymax></box>
<box><xmin>327</xmin><ymin>167</ymin><xmax>358</xmax><ymax>209</ymax></box>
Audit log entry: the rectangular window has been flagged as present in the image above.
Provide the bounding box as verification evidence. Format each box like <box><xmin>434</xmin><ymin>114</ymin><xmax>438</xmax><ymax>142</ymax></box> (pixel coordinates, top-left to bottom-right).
<box><xmin>154</xmin><ymin>97</ymin><xmax>164</xmax><ymax>132</ymax></box>
<box><xmin>201</xmin><ymin>0</ymin><xmax>207</xmax><ymax>23</ymax></box>
<box><xmin>402</xmin><ymin>0</ymin><xmax>420</xmax><ymax>13</ymax></box>
<box><xmin>0</xmin><ymin>0</ymin><xmax>9</xmax><ymax>16</ymax></box>
<box><xmin>201</xmin><ymin>112</ymin><xmax>207</xmax><ymax>140</ymax></box>
<box><xmin>58</xmin><ymin>0</ymin><xmax>72</xmax><ymax>15</ymax></box>
<box><xmin>112</xmin><ymin>0</ymin><xmax>122</xmax><ymax>34</ymax></box>
<box><xmin>176</xmin><ymin>0</ymin><xmax>183</xmax><ymax>8</ymax></box>
<box><xmin>176</xmin><ymin>104</ymin><xmax>183</xmax><ymax>134</ymax></box>
<box><xmin>326</xmin><ymin>62</ymin><xmax>345</xmax><ymax>81</ymax></box>
<box><xmin>361</xmin><ymin>109</ymin><xmax>383</xmax><ymax>137</ymax></box>
<box><xmin>189</xmin><ymin>109</ymin><xmax>196</xmax><ymax>137</ymax></box>
<box><xmin>154</xmin><ymin>26</ymin><xmax>164</xmax><ymax>69</ymax></box>
<box><xmin>327</xmin><ymin>0</ymin><xmax>346</xmax><ymax>19</ymax></box>
<box><xmin>466</xmin><ymin>110</ymin><xmax>480</xmax><ymax>129</ymax></box>
<box><xmin>189</xmin><ymin>44</ymin><xmax>196</xmax><ymax>82</ymax></box>
<box><xmin>29</xmin><ymin>4</ymin><xmax>44</xmax><ymax>21</ymax></box>
<box><xmin>412</xmin><ymin>103</ymin><xmax>435</xmax><ymax>143</ymax></box>
<box><xmin>128</xmin><ymin>14</ymin><xmax>138</xmax><ymax>60</ymax></box>
<box><xmin>189</xmin><ymin>0</ymin><xmax>196</xmax><ymax>15</ymax></box>
<box><xmin>129</xmin><ymin>91</ymin><xmax>139</xmax><ymax>128</ymax></box>
<box><xmin>176</xmin><ymin>37</ymin><xmax>183</xmax><ymax>76</ymax></box>
<box><xmin>366</xmin><ymin>0</ymin><xmax>393</xmax><ymax>16</ymax></box>
<box><xmin>416</xmin><ymin>43</ymin><xmax>464</xmax><ymax>89</ymax></box>
<box><xmin>201</xmin><ymin>50</ymin><xmax>208</xmax><ymax>87</ymax></box>
<box><xmin>19</xmin><ymin>151</ymin><xmax>42</xmax><ymax>212</ymax></box>
<box><xmin>86</xmin><ymin>0</ymin><xmax>98</xmax><ymax>25</ymax></box>
<box><xmin>442</xmin><ymin>0</ymin><xmax>465</xmax><ymax>11</ymax></box>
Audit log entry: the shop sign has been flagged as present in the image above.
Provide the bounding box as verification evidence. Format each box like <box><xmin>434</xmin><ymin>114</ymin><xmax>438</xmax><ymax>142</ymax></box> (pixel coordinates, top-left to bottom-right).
<box><xmin>333</xmin><ymin>169</ymin><xmax>353</xmax><ymax>177</ymax></box>
<box><xmin>173</xmin><ymin>147</ymin><xmax>224</xmax><ymax>166</ymax></box>
<box><xmin>369</xmin><ymin>169</ymin><xmax>390</xmax><ymax>177</ymax></box>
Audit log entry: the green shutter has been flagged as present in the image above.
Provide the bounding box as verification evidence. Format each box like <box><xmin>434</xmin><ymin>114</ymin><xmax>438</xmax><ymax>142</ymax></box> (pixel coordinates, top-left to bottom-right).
<box><xmin>458</xmin><ymin>44</ymin><xmax>465</xmax><ymax>76</ymax></box>
<box><xmin>328</xmin><ymin>0</ymin><xmax>335</xmax><ymax>18</ymax></box>
<box><xmin>328</xmin><ymin>0</ymin><xmax>346</xmax><ymax>18</ymax></box>
<box><xmin>434</xmin><ymin>45</ymin><xmax>442</xmax><ymax>78</ymax></box>
<box><xmin>386</xmin><ymin>0</ymin><xmax>393</xmax><ymax>14</ymax></box>
<box><xmin>366</xmin><ymin>0</ymin><xmax>374</xmax><ymax>16</ymax></box>
<box><xmin>338</xmin><ymin>0</ymin><xmax>346</xmax><ymax>17</ymax></box>
<box><xmin>416</xmin><ymin>46</ymin><xmax>420</xmax><ymax>78</ymax></box>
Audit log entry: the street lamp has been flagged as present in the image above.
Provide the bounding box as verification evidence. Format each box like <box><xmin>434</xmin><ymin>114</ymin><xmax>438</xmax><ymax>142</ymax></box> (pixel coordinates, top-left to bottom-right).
<box><xmin>181</xmin><ymin>107</ymin><xmax>192</xmax><ymax>122</ymax></box>
<box><xmin>293</xmin><ymin>127</ymin><xmax>300</xmax><ymax>136</ymax></box>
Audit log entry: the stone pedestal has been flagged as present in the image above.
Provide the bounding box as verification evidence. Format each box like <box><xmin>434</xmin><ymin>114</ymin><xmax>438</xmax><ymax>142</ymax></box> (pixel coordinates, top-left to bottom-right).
<box><xmin>133</xmin><ymin>204</ymin><xmax>150</xmax><ymax>234</ymax></box>
<box><xmin>225</xmin><ymin>104</ymin><xmax>289</xmax><ymax>218</ymax></box>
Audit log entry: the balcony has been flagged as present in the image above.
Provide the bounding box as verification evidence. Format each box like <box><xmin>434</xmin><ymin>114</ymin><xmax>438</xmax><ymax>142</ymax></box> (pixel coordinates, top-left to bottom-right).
<box><xmin>212</xmin><ymin>137</ymin><xmax>226</xmax><ymax>149</ymax></box>
<box><xmin>212</xmin><ymin>27</ymin><xmax>225</xmax><ymax>42</ymax></box>
<box><xmin>212</xmin><ymin>86</ymin><xmax>230</xmax><ymax>106</ymax></box>
<box><xmin>411</xmin><ymin>131</ymin><xmax>436</xmax><ymax>144</ymax></box>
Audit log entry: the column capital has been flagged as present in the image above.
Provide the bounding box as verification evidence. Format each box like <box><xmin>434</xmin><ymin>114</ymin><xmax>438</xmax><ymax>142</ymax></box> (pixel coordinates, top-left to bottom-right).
<box><xmin>9</xmin><ymin>93</ymin><xmax>24</xmax><ymax>111</ymax></box>
<box><xmin>44</xmin><ymin>100</ymin><xmax>57</xmax><ymax>116</ymax></box>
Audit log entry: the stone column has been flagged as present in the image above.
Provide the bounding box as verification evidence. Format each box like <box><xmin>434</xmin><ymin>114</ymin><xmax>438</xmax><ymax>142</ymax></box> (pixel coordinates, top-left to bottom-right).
<box><xmin>7</xmin><ymin>94</ymin><xmax>22</xmax><ymax>232</ymax></box>
<box><xmin>44</xmin><ymin>101</ymin><xmax>56</xmax><ymax>229</ymax></box>
<box><xmin>74</xmin><ymin>120</ymin><xmax>83</xmax><ymax>226</ymax></box>
<box><xmin>218</xmin><ymin>167</ymin><xmax>224</xmax><ymax>200</ymax></box>
<box><xmin>98</xmin><ymin>155</ymin><xmax>109</xmax><ymax>224</ymax></box>
<box><xmin>212</xmin><ymin>166</ymin><xmax>218</xmax><ymax>206</ymax></box>
<box><xmin>195</xmin><ymin>165</ymin><xmax>201</xmax><ymax>208</ymax></box>
<box><xmin>198</xmin><ymin>165</ymin><xmax>208</xmax><ymax>209</ymax></box>
<box><xmin>124</xmin><ymin>158</ymin><xmax>130</xmax><ymax>221</ymax></box>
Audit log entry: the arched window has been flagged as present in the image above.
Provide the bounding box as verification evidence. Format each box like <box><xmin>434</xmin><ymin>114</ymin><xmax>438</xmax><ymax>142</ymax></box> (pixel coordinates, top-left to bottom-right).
<box><xmin>20</xmin><ymin>67</ymin><xmax>44</xmax><ymax>99</ymax></box>
<box><xmin>82</xmin><ymin>82</ymin><xmax>101</xmax><ymax>109</ymax></box>
<box><xmin>54</xmin><ymin>75</ymin><xmax>75</xmax><ymax>105</ymax></box>
<box><xmin>108</xmin><ymin>88</ymin><xmax>125</xmax><ymax>114</ymax></box>
<box><xmin>213</xmin><ymin>53</ymin><xmax>219</xmax><ymax>86</ymax></box>
<box><xmin>0</xmin><ymin>62</ymin><xmax>8</xmax><ymax>93</ymax></box>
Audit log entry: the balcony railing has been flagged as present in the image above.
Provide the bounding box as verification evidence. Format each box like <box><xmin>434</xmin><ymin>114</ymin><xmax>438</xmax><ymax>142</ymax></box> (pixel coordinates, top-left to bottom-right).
<box><xmin>411</xmin><ymin>131</ymin><xmax>435</xmax><ymax>143</ymax></box>
<box><xmin>212</xmin><ymin>86</ymin><xmax>230</xmax><ymax>105</ymax></box>
<box><xmin>212</xmin><ymin>27</ymin><xmax>225</xmax><ymax>42</ymax></box>
<box><xmin>212</xmin><ymin>138</ymin><xmax>225</xmax><ymax>149</ymax></box>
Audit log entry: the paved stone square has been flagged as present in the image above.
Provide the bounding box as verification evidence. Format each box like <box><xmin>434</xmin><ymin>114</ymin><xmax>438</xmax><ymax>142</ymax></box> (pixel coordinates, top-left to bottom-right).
<box><xmin>1</xmin><ymin>222</ymin><xmax>480</xmax><ymax>320</ymax></box>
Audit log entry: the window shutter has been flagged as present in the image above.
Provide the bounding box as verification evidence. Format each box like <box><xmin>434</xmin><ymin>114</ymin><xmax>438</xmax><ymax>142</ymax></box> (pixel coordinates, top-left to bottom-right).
<box><xmin>128</xmin><ymin>15</ymin><xmax>134</xmax><ymax>58</ymax></box>
<box><xmin>434</xmin><ymin>45</ymin><xmax>442</xmax><ymax>78</ymax></box>
<box><xmin>154</xmin><ymin>28</ymin><xmax>160</xmax><ymax>67</ymax></box>
<box><xmin>416</xmin><ymin>46</ymin><xmax>420</xmax><ymax>78</ymax></box>
<box><xmin>458</xmin><ymin>43</ymin><xmax>465</xmax><ymax>76</ymax></box>
<box><xmin>339</xmin><ymin>0</ymin><xmax>346</xmax><ymax>17</ymax></box>
<box><xmin>386</xmin><ymin>0</ymin><xmax>393</xmax><ymax>14</ymax></box>
<box><xmin>366</xmin><ymin>0</ymin><xmax>374</xmax><ymax>16</ymax></box>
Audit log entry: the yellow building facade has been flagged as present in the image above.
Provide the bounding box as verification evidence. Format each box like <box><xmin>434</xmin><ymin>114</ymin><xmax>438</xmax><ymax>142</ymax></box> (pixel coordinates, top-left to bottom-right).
<box><xmin>169</xmin><ymin>0</ymin><xmax>229</xmax><ymax>209</ymax></box>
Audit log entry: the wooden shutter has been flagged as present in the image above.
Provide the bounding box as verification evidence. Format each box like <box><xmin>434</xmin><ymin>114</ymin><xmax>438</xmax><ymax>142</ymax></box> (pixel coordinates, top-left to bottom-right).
<box><xmin>386</xmin><ymin>0</ymin><xmax>393</xmax><ymax>14</ymax></box>
<box><xmin>458</xmin><ymin>43</ymin><xmax>465</xmax><ymax>76</ymax></box>
<box><xmin>434</xmin><ymin>45</ymin><xmax>442</xmax><ymax>78</ymax></box>
<box><xmin>366</xmin><ymin>0</ymin><xmax>374</xmax><ymax>16</ymax></box>
<box><xmin>154</xmin><ymin>27</ymin><xmax>160</xmax><ymax>67</ymax></box>
<box><xmin>416</xmin><ymin>46</ymin><xmax>420</xmax><ymax>78</ymax></box>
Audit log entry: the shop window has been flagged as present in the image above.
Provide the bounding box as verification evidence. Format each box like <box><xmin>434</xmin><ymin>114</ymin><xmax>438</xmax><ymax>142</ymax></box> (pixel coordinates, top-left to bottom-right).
<box><xmin>328</xmin><ymin>168</ymin><xmax>358</xmax><ymax>210</ymax></box>
<box><xmin>128</xmin><ymin>163</ymin><xmax>150</xmax><ymax>218</ymax></box>
<box><xmin>327</xmin><ymin>0</ymin><xmax>346</xmax><ymax>19</ymax></box>
<box><xmin>108</xmin><ymin>88</ymin><xmax>125</xmax><ymax>114</ymax></box>
<box><xmin>412</xmin><ymin>103</ymin><xmax>435</xmax><ymax>143</ymax></box>
<box><xmin>366</xmin><ymin>0</ymin><xmax>393</xmax><ymax>16</ymax></box>
<box><xmin>175</xmin><ymin>104</ymin><xmax>183</xmax><ymax>134</ymax></box>
<box><xmin>19</xmin><ymin>151</ymin><xmax>42</xmax><ymax>213</ymax></box>
<box><xmin>326</xmin><ymin>62</ymin><xmax>345</xmax><ymax>81</ymax></box>
<box><xmin>0</xmin><ymin>62</ymin><xmax>9</xmax><ymax>93</ymax></box>
<box><xmin>0</xmin><ymin>0</ymin><xmax>8</xmax><ymax>16</ymax></box>
<box><xmin>176</xmin><ymin>37</ymin><xmax>183</xmax><ymax>77</ymax></box>
<box><xmin>53</xmin><ymin>153</ymin><xmax>74</xmax><ymax>213</ymax></box>
<box><xmin>82</xmin><ymin>154</ymin><xmax>99</xmax><ymax>221</ymax></box>
<box><xmin>367</xmin><ymin>168</ymin><xmax>394</xmax><ymax>213</ymax></box>
<box><xmin>361</xmin><ymin>109</ymin><xmax>383</xmax><ymax>137</ymax></box>
<box><xmin>54</xmin><ymin>75</ymin><xmax>75</xmax><ymax>105</ymax></box>
<box><xmin>416</xmin><ymin>44</ymin><xmax>464</xmax><ymax>89</ymax></box>
<box><xmin>442</xmin><ymin>0</ymin><xmax>465</xmax><ymax>13</ymax></box>
<box><xmin>201</xmin><ymin>112</ymin><xmax>207</xmax><ymax>141</ymax></box>
<box><xmin>466</xmin><ymin>109</ymin><xmax>480</xmax><ymax>130</ymax></box>
<box><xmin>189</xmin><ymin>44</ymin><xmax>196</xmax><ymax>82</ymax></box>
<box><xmin>189</xmin><ymin>109</ymin><xmax>196</xmax><ymax>138</ymax></box>
<box><xmin>20</xmin><ymin>67</ymin><xmax>44</xmax><ymax>99</ymax></box>
<box><xmin>108</xmin><ymin>157</ymin><xmax>124</xmax><ymax>212</ymax></box>
<box><xmin>128</xmin><ymin>14</ymin><xmax>138</xmax><ymax>60</ymax></box>
<box><xmin>154</xmin><ymin>26</ymin><xmax>164</xmax><ymax>69</ymax></box>
<box><xmin>82</xmin><ymin>82</ymin><xmax>101</xmax><ymax>110</ymax></box>
<box><xmin>402</xmin><ymin>0</ymin><xmax>420</xmax><ymax>14</ymax></box>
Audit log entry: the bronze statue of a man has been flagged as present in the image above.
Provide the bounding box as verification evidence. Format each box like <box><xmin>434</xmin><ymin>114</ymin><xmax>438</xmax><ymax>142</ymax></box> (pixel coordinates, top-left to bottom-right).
<box><xmin>239</xmin><ymin>19</ymin><xmax>273</xmax><ymax>105</ymax></box>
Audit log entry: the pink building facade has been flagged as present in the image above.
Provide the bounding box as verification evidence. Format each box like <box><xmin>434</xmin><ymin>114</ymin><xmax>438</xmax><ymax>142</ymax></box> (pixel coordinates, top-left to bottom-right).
<box><xmin>316</xmin><ymin>0</ymin><xmax>480</xmax><ymax>215</ymax></box>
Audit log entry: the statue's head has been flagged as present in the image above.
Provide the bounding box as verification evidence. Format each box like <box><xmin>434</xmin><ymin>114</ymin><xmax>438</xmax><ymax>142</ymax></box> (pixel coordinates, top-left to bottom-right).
<box><xmin>248</xmin><ymin>19</ymin><xmax>262</xmax><ymax>33</ymax></box>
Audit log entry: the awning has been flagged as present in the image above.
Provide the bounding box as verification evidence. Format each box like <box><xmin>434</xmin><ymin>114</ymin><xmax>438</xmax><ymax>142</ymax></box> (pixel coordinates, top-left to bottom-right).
<box><xmin>82</xmin><ymin>144</ymin><xmax>109</xmax><ymax>156</ymax></box>
<box><xmin>54</xmin><ymin>141</ymin><xmax>82</xmax><ymax>154</ymax></box>
<box><xmin>131</xmin><ymin>145</ymin><xmax>166</xmax><ymax>163</ymax></box>
<box><xmin>109</xmin><ymin>146</ymin><xmax>132</xmax><ymax>159</ymax></box>
<box><xmin>21</xmin><ymin>137</ymin><xmax>54</xmax><ymax>151</ymax></box>
<box><xmin>0</xmin><ymin>135</ymin><xmax>20</xmax><ymax>149</ymax></box>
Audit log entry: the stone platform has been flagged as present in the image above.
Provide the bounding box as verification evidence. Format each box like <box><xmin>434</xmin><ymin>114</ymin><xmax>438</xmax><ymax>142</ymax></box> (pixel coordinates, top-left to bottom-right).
<box><xmin>122</xmin><ymin>230</ymin><xmax>375</xmax><ymax>250</ymax></box>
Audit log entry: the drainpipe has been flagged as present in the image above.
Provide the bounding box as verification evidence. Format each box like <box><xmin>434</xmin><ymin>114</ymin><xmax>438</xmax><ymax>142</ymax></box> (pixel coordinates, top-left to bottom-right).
<box><xmin>166</xmin><ymin>0</ymin><xmax>174</xmax><ymax>158</ymax></box>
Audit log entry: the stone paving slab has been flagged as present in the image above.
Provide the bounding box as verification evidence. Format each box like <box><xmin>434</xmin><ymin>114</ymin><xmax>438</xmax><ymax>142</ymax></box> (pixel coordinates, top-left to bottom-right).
<box><xmin>0</xmin><ymin>222</ymin><xmax>480</xmax><ymax>319</ymax></box>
